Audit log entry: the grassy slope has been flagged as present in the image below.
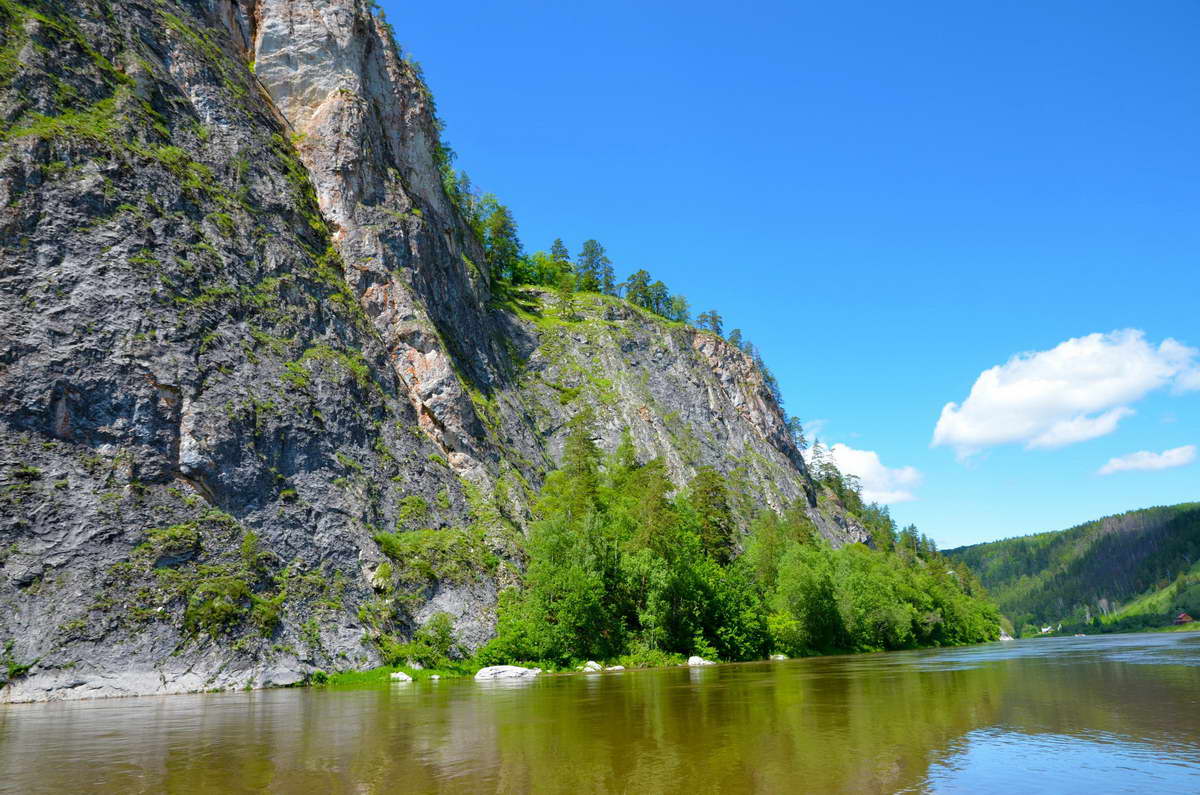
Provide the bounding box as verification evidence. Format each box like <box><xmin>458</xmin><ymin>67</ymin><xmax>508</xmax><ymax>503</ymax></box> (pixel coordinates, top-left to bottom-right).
<box><xmin>1108</xmin><ymin>558</ymin><xmax>1200</xmax><ymax>620</ymax></box>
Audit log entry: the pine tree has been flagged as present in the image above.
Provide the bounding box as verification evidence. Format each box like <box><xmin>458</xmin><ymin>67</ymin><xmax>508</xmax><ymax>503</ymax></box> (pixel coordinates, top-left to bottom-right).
<box><xmin>689</xmin><ymin>466</ymin><xmax>735</xmax><ymax>565</ymax></box>
<box><xmin>786</xmin><ymin>416</ymin><xmax>808</xmax><ymax>451</ymax></box>
<box><xmin>697</xmin><ymin>310</ymin><xmax>724</xmax><ymax>336</ymax></box>
<box><xmin>807</xmin><ymin>439</ymin><xmax>828</xmax><ymax>479</ymax></box>
<box><xmin>622</xmin><ymin>269</ymin><xmax>652</xmax><ymax>308</ymax></box>
<box><xmin>575</xmin><ymin>239</ymin><xmax>609</xmax><ymax>293</ymax></box>
<box><xmin>559</xmin><ymin>409</ymin><xmax>600</xmax><ymax>520</ymax></box>
<box><xmin>753</xmin><ymin>348</ymin><xmax>784</xmax><ymax>406</ymax></box>
<box><xmin>478</xmin><ymin>195</ymin><xmax>522</xmax><ymax>282</ymax></box>
<box><xmin>820</xmin><ymin>447</ymin><xmax>842</xmax><ymax>484</ymax></box>
<box><xmin>556</xmin><ymin>271</ymin><xmax>577</xmax><ymax>320</ymax></box>
<box><xmin>450</xmin><ymin>171</ymin><xmax>479</xmax><ymax>226</ymax></box>
<box><xmin>550</xmin><ymin>238</ymin><xmax>570</xmax><ymax>263</ymax></box>
<box><xmin>648</xmin><ymin>280</ymin><xmax>670</xmax><ymax>315</ymax></box>
<box><xmin>600</xmin><ymin>263</ymin><xmax>616</xmax><ymax>295</ymax></box>
<box><xmin>629</xmin><ymin>459</ymin><xmax>676</xmax><ymax>555</ymax></box>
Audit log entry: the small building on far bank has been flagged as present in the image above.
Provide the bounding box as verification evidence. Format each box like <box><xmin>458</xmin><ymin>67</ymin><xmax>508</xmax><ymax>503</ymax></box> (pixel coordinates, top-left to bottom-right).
<box><xmin>1174</xmin><ymin>612</ymin><xmax>1194</xmax><ymax>625</ymax></box>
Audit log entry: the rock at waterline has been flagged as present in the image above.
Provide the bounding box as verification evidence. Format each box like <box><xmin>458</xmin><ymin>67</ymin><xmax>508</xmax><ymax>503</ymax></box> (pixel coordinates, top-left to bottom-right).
<box><xmin>606</xmin><ymin>665</ymin><xmax>625</xmax><ymax>671</ymax></box>
<box><xmin>389</xmin><ymin>672</ymin><xmax>413</xmax><ymax>682</ymax></box>
<box><xmin>263</xmin><ymin>668</ymin><xmax>306</xmax><ymax>687</ymax></box>
<box><xmin>770</xmin><ymin>654</ymin><xmax>788</xmax><ymax>661</ymax></box>
<box><xmin>687</xmin><ymin>656</ymin><xmax>716</xmax><ymax>667</ymax></box>
<box><xmin>581</xmin><ymin>661</ymin><xmax>603</xmax><ymax>672</ymax></box>
<box><xmin>430</xmin><ymin>675</ymin><xmax>441</xmax><ymax>680</ymax></box>
<box><xmin>474</xmin><ymin>665</ymin><xmax>542</xmax><ymax>680</ymax></box>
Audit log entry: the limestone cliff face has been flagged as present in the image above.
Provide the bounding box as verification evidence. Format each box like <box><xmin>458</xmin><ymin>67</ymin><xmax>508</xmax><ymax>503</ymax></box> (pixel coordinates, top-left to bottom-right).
<box><xmin>0</xmin><ymin>0</ymin><xmax>864</xmax><ymax>702</ymax></box>
<box><xmin>244</xmin><ymin>0</ymin><xmax>502</xmax><ymax>482</ymax></box>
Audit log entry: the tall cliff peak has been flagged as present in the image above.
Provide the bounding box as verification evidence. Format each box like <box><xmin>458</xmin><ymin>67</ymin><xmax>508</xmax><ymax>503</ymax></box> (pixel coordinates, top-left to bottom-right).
<box><xmin>0</xmin><ymin>0</ymin><xmax>864</xmax><ymax>701</ymax></box>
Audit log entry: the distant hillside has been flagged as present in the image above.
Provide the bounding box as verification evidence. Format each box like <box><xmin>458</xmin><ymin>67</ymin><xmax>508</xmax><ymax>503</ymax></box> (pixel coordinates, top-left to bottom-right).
<box><xmin>945</xmin><ymin>504</ymin><xmax>1200</xmax><ymax>635</ymax></box>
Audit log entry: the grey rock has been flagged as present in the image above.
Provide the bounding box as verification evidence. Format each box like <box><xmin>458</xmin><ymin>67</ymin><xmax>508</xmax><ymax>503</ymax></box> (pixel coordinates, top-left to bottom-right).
<box><xmin>687</xmin><ymin>656</ymin><xmax>717</xmax><ymax>667</ymax></box>
<box><xmin>474</xmin><ymin>665</ymin><xmax>541</xmax><ymax>680</ymax></box>
<box><xmin>0</xmin><ymin>0</ymin><xmax>869</xmax><ymax>703</ymax></box>
<box><xmin>262</xmin><ymin>667</ymin><xmax>307</xmax><ymax>688</ymax></box>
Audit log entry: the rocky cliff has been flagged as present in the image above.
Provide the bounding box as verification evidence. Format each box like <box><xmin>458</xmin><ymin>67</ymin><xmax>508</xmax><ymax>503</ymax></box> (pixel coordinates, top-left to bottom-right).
<box><xmin>0</xmin><ymin>0</ymin><xmax>866</xmax><ymax>702</ymax></box>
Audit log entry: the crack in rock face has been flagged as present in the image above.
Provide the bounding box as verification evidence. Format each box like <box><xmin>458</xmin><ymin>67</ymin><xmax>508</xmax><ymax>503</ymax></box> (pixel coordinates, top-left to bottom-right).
<box><xmin>245</xmin><ymin>0</ymin><xmax>497</xmax><ymax>483</ymax></box>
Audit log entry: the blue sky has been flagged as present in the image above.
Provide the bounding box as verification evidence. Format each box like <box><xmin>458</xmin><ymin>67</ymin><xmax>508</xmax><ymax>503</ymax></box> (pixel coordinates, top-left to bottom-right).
<box><xmin>379</xmin><ymin>0</ymin><xmax>1200</xmax><ymax>547</ymax></box>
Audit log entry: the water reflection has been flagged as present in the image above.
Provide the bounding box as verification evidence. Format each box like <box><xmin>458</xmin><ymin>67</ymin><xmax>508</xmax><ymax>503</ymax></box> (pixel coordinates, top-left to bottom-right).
<box><xmin>1</xmin><ymin>633</ymin><xmax>1198</xmax><ymax>793</ymax></box>
<box><xmin>915</xmin><ymin>729</ymin><xmax>1200</xmax><ymax>794</ymax></box>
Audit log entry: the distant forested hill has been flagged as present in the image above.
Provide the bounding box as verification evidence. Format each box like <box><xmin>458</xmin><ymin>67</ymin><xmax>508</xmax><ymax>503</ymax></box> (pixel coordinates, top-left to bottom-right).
<box><xmin>945</xmin><ymin>504</ymin><xmax>1200</xmax><ymax>635</ymax></box>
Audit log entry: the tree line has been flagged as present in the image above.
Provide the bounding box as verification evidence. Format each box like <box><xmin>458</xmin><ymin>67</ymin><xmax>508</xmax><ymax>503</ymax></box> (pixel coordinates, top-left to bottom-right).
<box><xmin>441</xmin><ymin>167</ymin><xmax>800</xmax><ymax>390</ymax></box>
<box><xmin>473</xmin><ymin>411</ymin><xmax>999</xmax><ymax>669</ymax></box>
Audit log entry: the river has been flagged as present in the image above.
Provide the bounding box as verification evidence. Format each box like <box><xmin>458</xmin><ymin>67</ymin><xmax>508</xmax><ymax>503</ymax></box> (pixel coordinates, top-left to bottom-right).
<box><xmin>2</xmin><ymin>632</ymin><xmax>1199</xmax><ymax>793</ymax></box>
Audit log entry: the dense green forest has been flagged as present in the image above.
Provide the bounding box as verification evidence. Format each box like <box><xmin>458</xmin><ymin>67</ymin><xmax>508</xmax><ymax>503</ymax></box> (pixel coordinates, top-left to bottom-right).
<box><xmin>456</xmin><ymin>413</ymin><xmax>999</xmax><ymax>669</ymax></box>
<box><xmin>946</xmin><ymin>504</ymin><xmax>1200</xmax><ymax>636</ymax></box>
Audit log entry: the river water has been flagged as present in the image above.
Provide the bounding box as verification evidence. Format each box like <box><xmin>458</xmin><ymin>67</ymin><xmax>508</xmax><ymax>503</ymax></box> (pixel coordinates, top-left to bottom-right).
<box><xmin>2</xmin><ymin>632</ymin><xmax>1199</xmax><ymax>793</ymax></box>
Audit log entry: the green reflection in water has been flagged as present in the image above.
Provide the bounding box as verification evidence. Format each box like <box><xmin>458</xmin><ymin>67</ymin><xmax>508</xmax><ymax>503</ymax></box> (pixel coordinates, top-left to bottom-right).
<box><xmin>2</xmin><ymin>633</ymin><xmax>1199</xmax><ymax>793</ymax></box>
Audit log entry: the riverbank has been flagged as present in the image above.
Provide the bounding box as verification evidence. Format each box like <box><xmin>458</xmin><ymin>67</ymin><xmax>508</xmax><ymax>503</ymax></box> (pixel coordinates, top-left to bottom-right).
<box><xmin>322</xmin><ymin>664</ymin><xmax>474</xmax><ymax>687</ymax></box>
<box><xmin>317</xmin><ymin>651</ymin><xmax>739</xmax><ymax>688</ymax></box>
<box><xmin>1019</xmin><ymin>623</ymin><xmax>1200</xmax><ymax>640</ymax></box>
<box><xmin>310</xmin><ymin>646</ymin><xmax>956</xmax><ymax>690</ymax></box>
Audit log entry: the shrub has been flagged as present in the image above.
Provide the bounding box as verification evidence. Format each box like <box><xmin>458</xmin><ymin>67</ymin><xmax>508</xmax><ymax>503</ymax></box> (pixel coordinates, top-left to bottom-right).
<box><xmin>388</xmin><ymin>612</ymin><xmax>460</xmax><ymax>668</ymax></box>
<box><xmin>372</xmin><ymin>528</ymin><xmax>495</xmax><ymax>584</ymax></box>
<box><xmin>141</xmin><ymin>522</ymin><xmax>200</xmax><ymax>564</ymax></box>
<box><xmin>185</xmin><ymin>577</ymin><xmax>251</xmax><ymax>635</ymax></box>
<box><xmin>396</xmin><ymin>495</ymin><xmax>430</xmax><ymax>529</ymax></box>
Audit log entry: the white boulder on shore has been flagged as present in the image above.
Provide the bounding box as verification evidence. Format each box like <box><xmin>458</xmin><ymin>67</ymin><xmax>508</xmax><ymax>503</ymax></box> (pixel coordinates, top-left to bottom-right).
<box><xmin>606</xmin><ymin>665</ymin><xmax>625</xmax><ymax>671</ymax></box>
<box><xmin>770</xmin><ymin>654</ymin><xmax>788</xmax><ymax>661</ymax></box>
<box><xmin>474</xmin><ymin>665</ymin><xmax>542</xmax><ymax>680</ymax></box>
<box><xmin>389</xmin><ymin>671</ymin><xmax>412</xmax><ymax>682</ymax></box>
<box><xmin>581</xmin><ymin>661</ymin><xmax>603</xmax><ymax>672</ymax></box>
<box><xmin>687</xmin><ymin>656</ymin><xmax>716</xmax><ymax>667</ymax></box>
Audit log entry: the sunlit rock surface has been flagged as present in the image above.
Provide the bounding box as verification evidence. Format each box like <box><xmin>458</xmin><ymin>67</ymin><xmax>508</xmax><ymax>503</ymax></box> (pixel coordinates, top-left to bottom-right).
<box><xmin>0</xmin><ymin>0</ymin><xmax>865</xmax><ymax>702</ymax></box>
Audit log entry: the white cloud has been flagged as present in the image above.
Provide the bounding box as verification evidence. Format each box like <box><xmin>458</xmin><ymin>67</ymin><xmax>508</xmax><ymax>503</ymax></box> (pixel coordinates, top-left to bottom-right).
<box><xmin>1098</xmin><ymin>445</ymin><xmax>1196</xmax><ymax>475</ymax></box>
<box><xmin>932</xmin><ymin>329</ymin><xmax>1199</xmax><ymax>457</ymax></box>
<box><xmin>818</xmin><ymin>443</ymin><xmax>923</xmax><ymax>503</ymax></box>
<box><xmin>1177</xmin><ymin>367</ymin><xmax>1200</xmax><ymax>393</ymax></box>
<box><xmin>801</xmin><ymin>418</ymin><xmax>830</xmax><ymax>439</ymax></box>
<box><xmin>1027</xmin><ymin>407</ymin><xmax>1133</xmax><ymax>449</ymax></box>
